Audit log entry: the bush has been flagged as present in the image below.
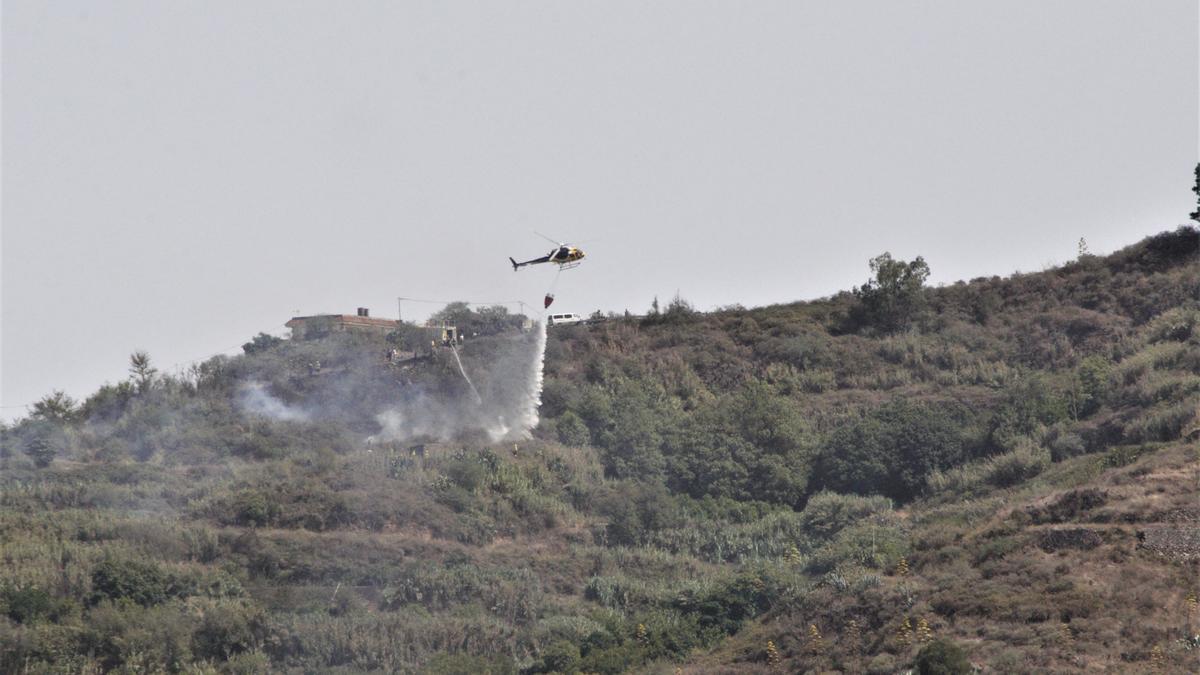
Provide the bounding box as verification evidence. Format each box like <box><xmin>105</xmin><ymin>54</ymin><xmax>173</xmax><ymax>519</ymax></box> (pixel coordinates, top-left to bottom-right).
<box><xmin>984</xmin><ymin>442</ymin><xmax>1050</xmax><ymax>488</ymax></box>
<box><xmin>798</xmin><ymin>491</ymin><xmax>893</xmax><ymax>541</ymax></box>
<box><xmin>586</xmin><ymin>378</ymin><xmax>672</xmax><ymax>481</ymax></box>
<box><xmin>806</xmin><ymin>519</ymin><xmax>908</xmax><ymax>573</ymax></box>
<box><xmin>1048</xmin><ymin>431</ymin><xmax>1087</xmax><ymax>462</ymax></box>
<box><xmin>241</xmin><ymin>332</ymin><xmax>283</xmax><ymax>355</ymax></box>
<box><xmin>82</xmin><ymin>601</ymin><xmax>197</xmax><ymax>671</ymax></box>
<box><xmin>90</xmin><ymin>558</ymin><xmax>174</xmax><ymax>607</ymax></box>
<box><xmin>914</xmin><ymin>638</ymin><xmax>972</xmax><ymax>674</ymax></box>
<box><xmin>22</xmin><ymin>421</ymin><xmax>67</xmax><ymax>468</ymax></box>
<box><xmin>814</xmin><ymin>399</ymin><xmax>964</xmax><ymax>502</ymax></box>
<box><xmin>673</xmin><ymin>568</ymin><xmax>783</xmax><ymax>635</ymax></box>
<box><xmin>424</xmin><ymin>653</ymin><xmax>517</xmax><ymax>675</ymax></box>
<box><xmin>191</xmin><ymin>601</ymin><xmax>265</xmax><ymax>661</ymax></box>
<box><xmin>987</xmin><ymin>375</ymin><xmax>1068</xmax><ymax>452</ymax></box>
<box><xmin>533</xmin><ymin>640</ymin><xmax>581</xmax><ymax>673</ymax></box>
<box><xmin>867</xmin><ymin>653</ymin><xmax>899</xmax><ymax>674</ymax></box>
<box><xmin>445</xmin><ymin>457</ymin><xmax>488</xmax><ymax>491</ymax></box>
<box><xmin>1071</xmin><ymin>356</ymin><xmax>1112</xmax><ymax>418</ymax></box>
<box><xmin>1147</xmin><ymin>307</ymin><xmax>1197</xmax><ymax>343</ymax></box>
<box><xmin>595</xmin><ymin>482</ymin><xmax>683</xmax><ymax>547</ymax></box>
<box><xmin>231</xmin><ymin>488</ymin><xmax>279</xmax><ymax>527</ymax></box>
<box><xmin>1123</xmin><ymin>400</ymin><xmax>1195</xmax><ymax>443</ymax></box>
<box><xmin>1</xmin><ymin>585</ymin><xmax>73</xmax><ymax>624</ymax></box>
<box><xmin>556</xmin><ymin>411</ymin><xmax>591</xmax><ymax>447</ymax></box>
<box><xmin>1027</xmin><ymin>489</ymin><xmax>1107</xmax><ymax>524</ymax></box>
<box><xmin>664</xmin><ymin>382</ymin><xmax>815</xmax><ymax>506</ymax></box>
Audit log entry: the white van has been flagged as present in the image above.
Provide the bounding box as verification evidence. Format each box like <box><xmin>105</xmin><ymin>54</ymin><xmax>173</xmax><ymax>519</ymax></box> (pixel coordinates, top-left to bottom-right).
<box><xmin>547</xmin><ymin>313</ymin><xmax>584</xmax><ymax>326</ymax></box>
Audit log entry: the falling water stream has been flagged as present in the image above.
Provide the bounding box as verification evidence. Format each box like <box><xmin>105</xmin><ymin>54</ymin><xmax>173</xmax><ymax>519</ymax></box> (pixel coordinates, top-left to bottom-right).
<box><xmin>448</xmin><ymin>340</ymin><xmax>483</xmax><ymax>406</ymax></box>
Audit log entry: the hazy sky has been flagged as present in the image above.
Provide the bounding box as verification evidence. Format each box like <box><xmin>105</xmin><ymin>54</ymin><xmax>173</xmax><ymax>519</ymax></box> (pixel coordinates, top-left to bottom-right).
<box><xmin>3</xmin><ymin>1</ymin><xmax>1197</xmax><ymax>419</ymax></box>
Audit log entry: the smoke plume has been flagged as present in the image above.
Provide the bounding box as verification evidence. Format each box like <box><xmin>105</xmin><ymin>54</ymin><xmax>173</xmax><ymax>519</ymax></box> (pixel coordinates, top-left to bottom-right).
<box><xmin>237</xmin><ymin>381</ymin><xmax>309</xmax><ymax>422</ymax></box>
<box><xmin>369</xmin><ymin>320</ymin><xmax>548</xmax><ymax>444</ymax></box>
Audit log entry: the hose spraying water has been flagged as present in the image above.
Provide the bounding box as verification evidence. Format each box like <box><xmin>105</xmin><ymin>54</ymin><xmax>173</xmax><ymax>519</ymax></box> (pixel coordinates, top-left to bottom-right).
<box><xmin>448</xmin><ymin>340</ymin><xmax>483</xmax><ymax>406</ymax></box>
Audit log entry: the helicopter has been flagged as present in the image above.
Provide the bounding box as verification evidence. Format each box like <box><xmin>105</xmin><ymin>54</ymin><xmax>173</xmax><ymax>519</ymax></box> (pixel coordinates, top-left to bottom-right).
<box><xmin>509</xmin><ymin>234</ymin><xmax>586</xmax><ymax>271</ymax></box>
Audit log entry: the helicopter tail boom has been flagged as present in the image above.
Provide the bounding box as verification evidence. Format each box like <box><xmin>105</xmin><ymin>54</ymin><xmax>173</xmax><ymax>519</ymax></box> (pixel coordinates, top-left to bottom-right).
<box><xmin>510</xmin><ymin>254</ymin><xmax>552</xmax><ymax>270</ymax></box>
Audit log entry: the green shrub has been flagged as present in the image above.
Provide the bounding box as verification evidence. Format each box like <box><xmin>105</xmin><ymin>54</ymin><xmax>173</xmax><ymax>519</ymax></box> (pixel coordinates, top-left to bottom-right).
<box><xmin>191</xmin><ymin>601</ymin><xmax>266</xmax><ymax>661</ymax></box>
<box><xmin>1048</xmin><ymin>431</ymin><xmax>1087</xmax><ymax>462</ymax></box>
<box><xmin>81</xmin><ymin>601</ymin><xmax>197</xmax><ymax>671</ymax></box>
<box><xmin>814</xmin><ymin>399</ymin><xmax>964</xmax><ymax>502</ymax></box>
<box><xmin>423</xmin><ymin>653</ymin><xmax>518</xmax><ymax>675</ymax></box>
<box><xmin>1123</xmin><ymin>400</ymin><xmax>1195</xmax><ymax>443</ymax></box>
<box><xmin>1147</xmin><ymin>307</ymin><xmax>1197</xmax><ymax>343</ymax></box>
<box><xmin>1</xmin><ymin>584</ymin><xmax>73</xmax><ymax>624</ymax></box>
<box><xmin>806</xmin><ymin>520</ymin><xmax>908</xmax><ymax>574</ymax></box>
<box><xmin>867</xmin><ymin>653</ymin><xmax>900</xmax><ymax>675</ymax></box>
<box><xmin>577</xmin><ymin>645</ymin><xmax>641</xmax><ymax>675</ymax></box>
<box><xmin>1099</xmin><ymin>443</ymin><xmax>1156</xmax><ymax>469</ymax></box>
<box><xmin>556</xmin><ymin>411</ymin><xmax>591</xmax><ymax>446</ymax></box>
<box><xmin>242</xmin><ymin>332</ymin><xmax>283</xmax><ymax>355</ymax></box>
<box><xmin>673</xmin><ymin>569</ymin><xmax>777</xmax><ymax>635</ymax></box>
<box><xmin>444</xmin><ymin>457</ymin><xmax>488</xmax><ymax>491</ymax></box>
<box><xmin>914</xmin><ymin>637</ymin><xmax>972</xmax><ymax>674</ymax></box>
<box><xmin>987</xmin><ymin>375</ymin><xmax>1068</xmax><ymax>452</ymax></box>
<box><xmin>799</xmin><ymin>491</ymin><xmax>893</xmax><ymax>540</ymax></box>
<box><xmin>533</xmin><ymin>640</ymin><xmax>581</xmax><ymax>674</ymax></box>
<box><xmin>926</xmin><ymin>461</ymin><xmax>987</xmax><ymax>496</ymax></box>
<box><xmin>984</xmin><ymin>442</ymin><xmax>1050</xmax><ymax>488</ymax></box>
<box><xmin>595</xmin><ymin>482</ymin><xmax>683</xmax><ymax>547</ymax></box>
<box><xmin>89</xmin><ymin>558</ymin><xmax>173</xmax><ymax>607</ymax></box>
<box><xmin>1070</xmin><ymin>356</ymin><xmax>1112</xmax><ymax>418</ymax></box>
<box><xmin>231</xmin><ymin>488</ymin><xmax>279</xmax><ymax>527</ymax></box>
<box><xmin>22</xmin><ymin>421</ymin><xmax>67</xmax><ymax>468</ymax></box>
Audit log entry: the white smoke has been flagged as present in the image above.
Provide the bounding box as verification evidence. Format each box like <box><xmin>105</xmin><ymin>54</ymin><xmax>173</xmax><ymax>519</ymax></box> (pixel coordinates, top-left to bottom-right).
<box><xmin>237</xmin><ymin>381</ymin><xmax>308</xmax><ymax>422</ymax></box>
<box><xmin>368</xmin><ymin>320</ymin><xmax>548</xmax><ymax>444</ymax></box>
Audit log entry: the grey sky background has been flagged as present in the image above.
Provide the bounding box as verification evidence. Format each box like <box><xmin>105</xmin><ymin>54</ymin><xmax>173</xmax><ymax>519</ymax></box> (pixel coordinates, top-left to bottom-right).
<box><xmin>3</xmin><ymin>1</ymin><xmax>1197</xmax><ymax>419</ymax></box>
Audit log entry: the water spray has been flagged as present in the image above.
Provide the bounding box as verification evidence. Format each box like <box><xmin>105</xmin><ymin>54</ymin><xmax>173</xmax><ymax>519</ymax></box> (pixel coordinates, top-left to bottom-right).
<box><xmin>448</xmin><ymin>339</ymin><xmax>484</xmax><ymax>406</ymax></box>
<box><xmin>513</xmin><ymin>319</ymin><xmax>548</xmax><ymax>436</ymax></box>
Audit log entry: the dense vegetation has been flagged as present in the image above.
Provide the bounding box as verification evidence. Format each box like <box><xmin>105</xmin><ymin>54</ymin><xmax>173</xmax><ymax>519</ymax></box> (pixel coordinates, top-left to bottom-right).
<box><xmin>2</xmin><ymin>226</ymin><xmax>1197</xmax><ymax>673</ymax></box>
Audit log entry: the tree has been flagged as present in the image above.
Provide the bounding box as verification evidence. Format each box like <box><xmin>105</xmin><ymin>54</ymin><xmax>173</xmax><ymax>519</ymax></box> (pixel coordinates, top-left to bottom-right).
<box><xmin>22</xmin><ymin>422</ymin><xmax>65</xmax><ymax>468</ymax></box>
<box><xmin>814</xmin><ymin>399</ymin><xmax>964</xmax><ymax>502</ymax></box>
<box><xmin>242</xmin><ymin>332</ymin><xmax>283</xmax><ymax>355</ymax></box>
<box><xmin>586</xmin><ymin>378</ymin><xmax>672</xmax><ymax>481</ymax></box>
<box><xmin>662</xmin><ymin>384</ymin><xmax>814</xmax><ymax>506</ymax></box>
<box><xmin>430</xmin><ymin>302</ymin><xmax>524</xmax><ymax>337</ymax></box>
<box><xmin>852</xmin><ymin>253</ymin><xmax>931</xmax><ymax>333</ymax></box>
<box><xmin>556</xmin><ymin>410</ymin><xmax>591</xmax><ymax>447</ymax></box>
<box><xmin>645</xmin><ymin>292</ymin><xmax>697</xmax><ymax>325</ymax></box>
<box><xmin>79</xmin><ymin>381</ymin><xmax>135</xmax><ymax>421</ymax></box>
<box><xmin>129</xmin><ymin>351</ymin><xmax>157</xmax><ymax>393</ymax></box>
<box><xmin>30</xmin><ymin>390</ymin><xmax>78</xmax><ymax>422</ymax></box>
<box><xmin>1069</xmin><ymin>355</ymin><xmax>1111</xmax><ymax>419</ymax></box>
<box><xmin>90</xmin><ymin>558</ymin><xmax>172</xmax><ymax>606</ymax></box>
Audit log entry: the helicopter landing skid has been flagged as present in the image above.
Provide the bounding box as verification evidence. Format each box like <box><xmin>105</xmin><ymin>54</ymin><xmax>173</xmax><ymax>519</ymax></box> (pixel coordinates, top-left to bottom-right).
<box><xmin>556</xmin><ymin>262</ymin><xmax>582</xmax><ymax>271</ymax></box>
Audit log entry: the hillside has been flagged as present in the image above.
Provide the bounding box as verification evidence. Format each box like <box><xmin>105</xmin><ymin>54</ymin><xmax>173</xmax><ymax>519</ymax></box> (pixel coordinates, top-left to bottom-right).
<box><xmin>1</xmin><ymin>226</ymin><xmax>1197</xmax><ymax>674</ymax></box>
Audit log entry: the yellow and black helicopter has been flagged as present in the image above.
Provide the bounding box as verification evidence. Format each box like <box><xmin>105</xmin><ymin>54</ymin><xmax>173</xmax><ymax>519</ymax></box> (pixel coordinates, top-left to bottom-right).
<box><xmin>509</xmin><ymin>234</ymin><xmax>586</xmax><ymax>271</ymax></box>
